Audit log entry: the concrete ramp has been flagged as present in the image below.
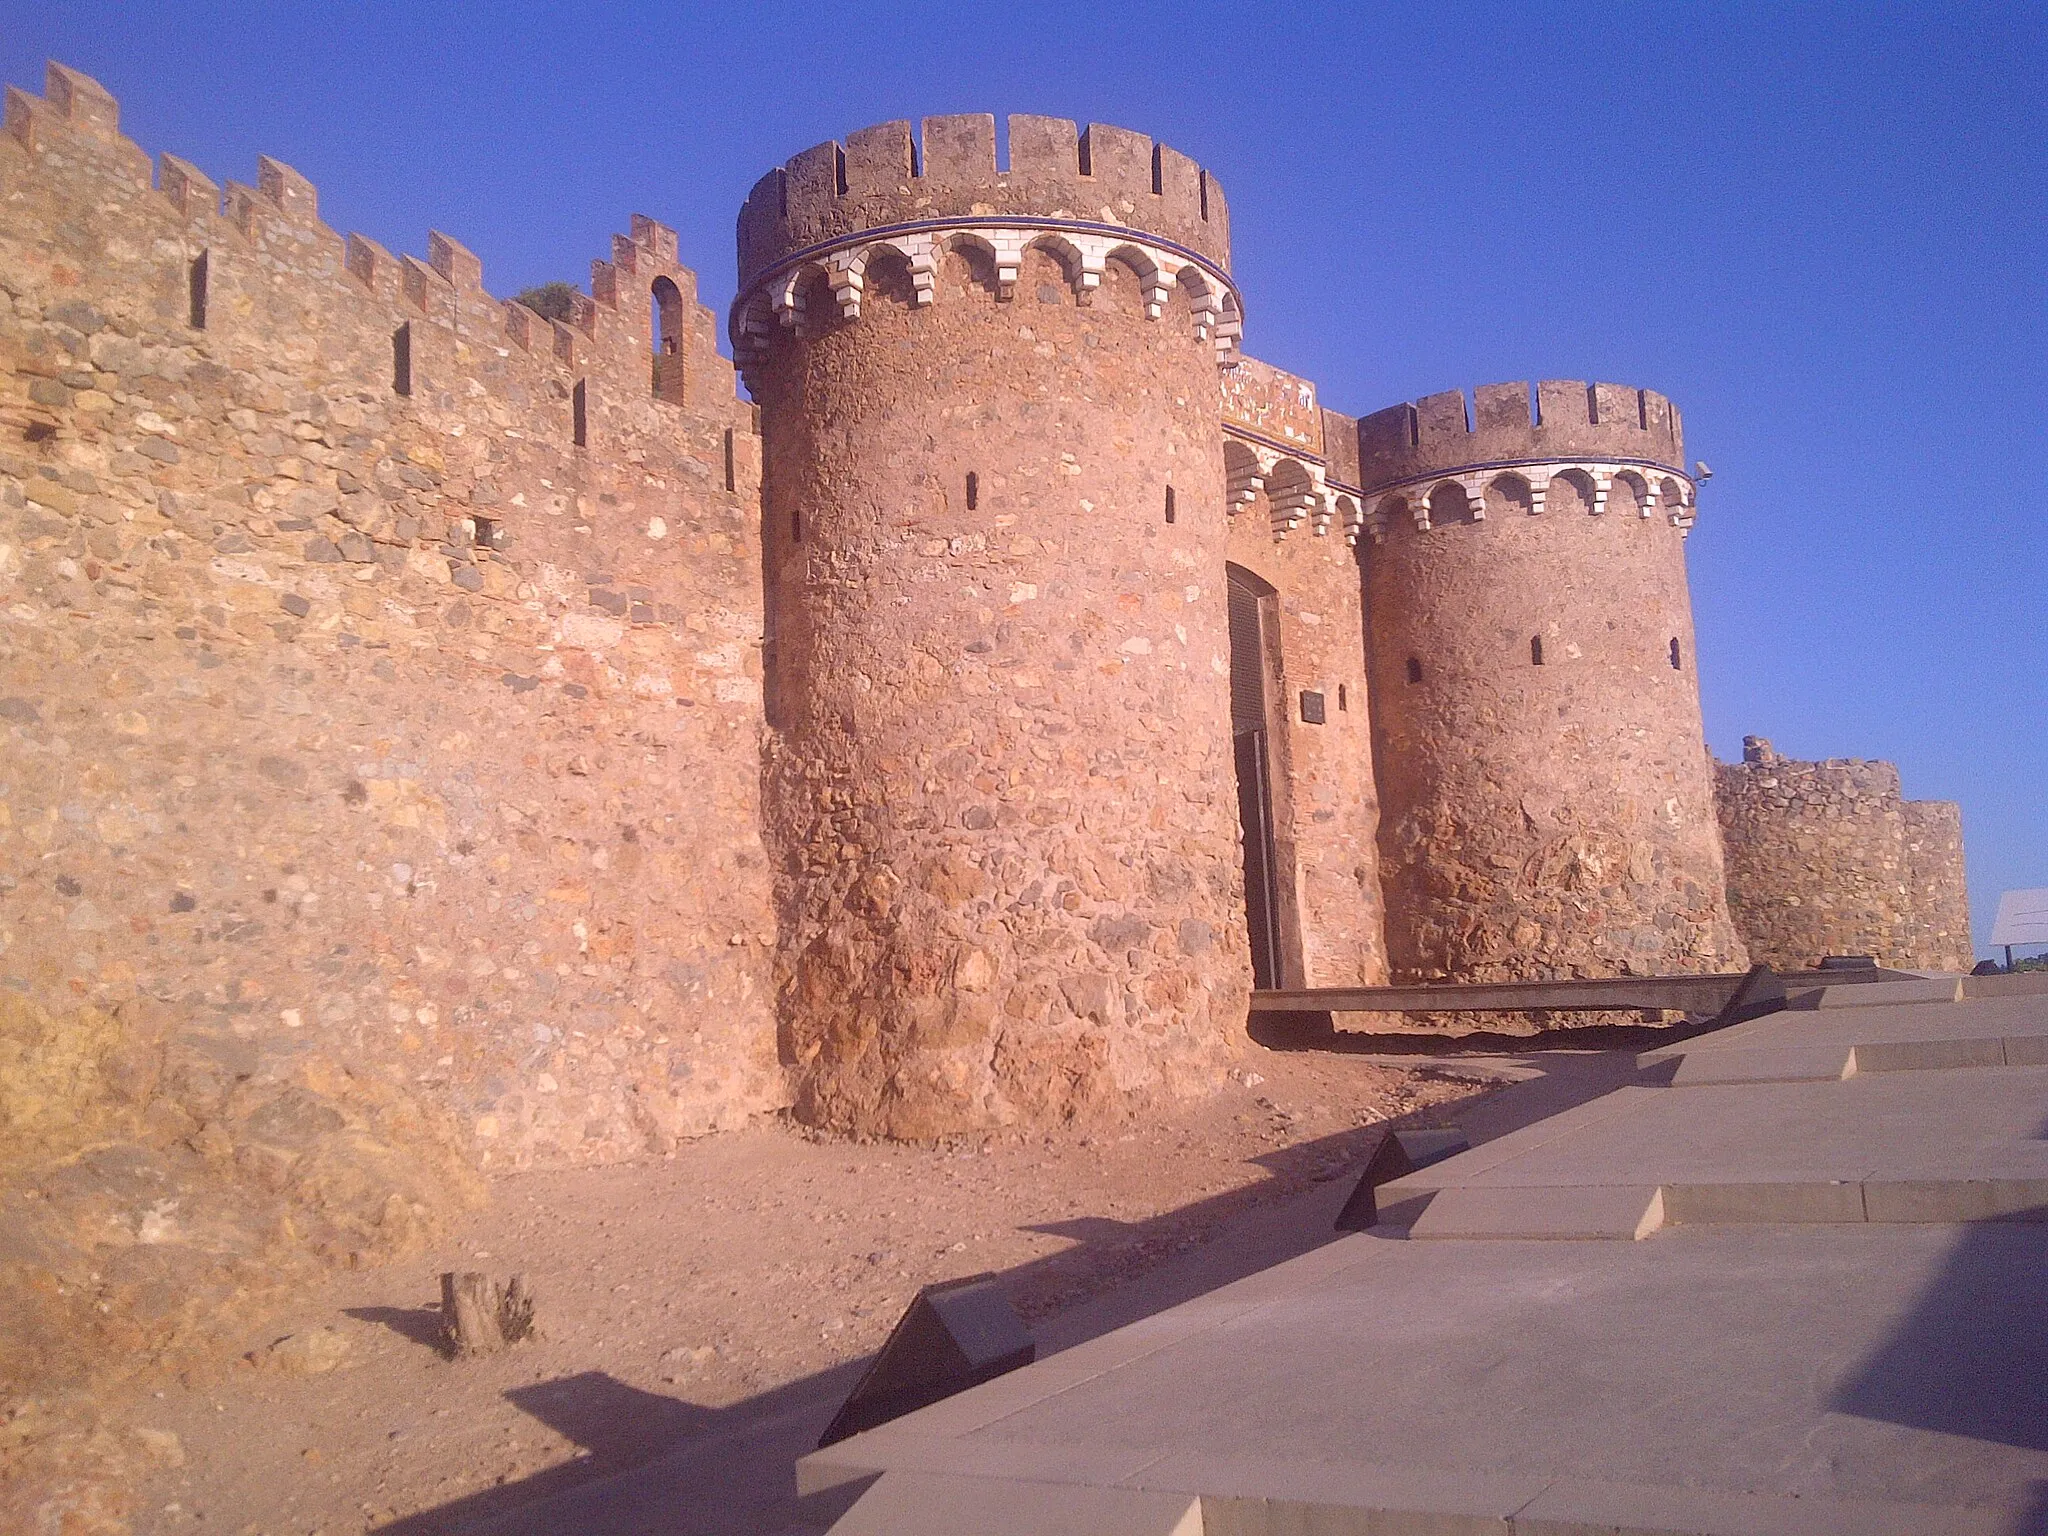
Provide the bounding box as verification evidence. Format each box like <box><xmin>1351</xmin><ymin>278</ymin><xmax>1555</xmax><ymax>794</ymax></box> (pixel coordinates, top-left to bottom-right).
<box><xmin>803</xmin><ymin>985</ymin><xmax>2048</xmax><ymax>1535</ymax></box>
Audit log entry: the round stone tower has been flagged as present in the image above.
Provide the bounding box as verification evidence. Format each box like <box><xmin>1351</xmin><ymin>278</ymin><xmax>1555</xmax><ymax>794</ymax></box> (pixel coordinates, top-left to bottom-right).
<box><xmin>732</xmin><ymin>115</ymin><xmax>1250</xmax><ymax>1138</ymax></box>
<box><xmin>1355</xmin><ymin>381</ymin><xmax>1746</xmax><ymax>983</ymax></box>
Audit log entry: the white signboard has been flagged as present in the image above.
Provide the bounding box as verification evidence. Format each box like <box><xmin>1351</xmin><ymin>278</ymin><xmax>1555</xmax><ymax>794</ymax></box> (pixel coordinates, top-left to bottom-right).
<box><xmin>1988</xmin><ymin>889</ymin><xmax>2048</xmax><ymax>948</ymax></box>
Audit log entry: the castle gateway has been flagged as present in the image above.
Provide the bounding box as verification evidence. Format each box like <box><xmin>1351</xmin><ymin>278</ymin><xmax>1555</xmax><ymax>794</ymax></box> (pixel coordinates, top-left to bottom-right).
<box><xmin>0</xmin><ymin>70</ymin><xmax>1970</xmax><ymax>1156</ymax></box>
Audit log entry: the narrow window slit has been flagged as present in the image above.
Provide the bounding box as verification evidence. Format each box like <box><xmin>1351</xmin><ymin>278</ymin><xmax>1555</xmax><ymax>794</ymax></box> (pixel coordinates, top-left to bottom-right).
<box><xmin>572</xmin><ymin>379</ymin><xmax>587</xmax><ymax>447</ymax></box>
<box><xmin>1670</xmin><ymin>637</ymin><xmax>1682</xmax><ymax>670</ymax></box>
<box><xmin>791</xmin><ymin>508</ymin><xmax>802</xmax><ymax>544</ymax></box>
<box><xmin>1078</xmin><ymin>129</ymin><xmax>1092</xmax><ymax>176</ymax></box>
<box><xmin>1164</xmin><ymin>486</ymin><xmax>1176</xmax><ymax>524</ymax></box>
<box><xmin>1150</xmin><ymin>144</ymin><xmax>1163</xmax><ymax>194</ymax></box>
<box><xmin>188</xmin><ymin>251</ymin><xmax>208</xmax><ymax>330</ymax></box>
<box><xmin>1338</xmin><ymin>684</ymin><xmax>1348</xmax><ymax>712</ymax></box>
<box><xmin>834</xmin><ymin>146</ymin><xmax>848</xmax><ymax>197</ymax></box>
<box><xmin>1198</xmin><ymin>169</ymin><xmax>1208</xmax><ymax>220</ymax></box>
<box><xmin>1406</xmin><ymin>656</ymin><xmax>1423</xmax><ymax>685</ymax></box>
<box><xmin>392</xmin><ymin>322</ymin><xmax>411</xmax><ymax>396</ymax></box>
<box><xmin>1531</xmin><ymin>636</ymin><xmax>1545</xmax><ymax>665</ymax></box>
<box><xmin>723</xmin><ymin>428</ymin><xmax>736</xmax><ymax>492</ymax></box>
<box><xmin>965</xmin><ymin>471</ymin><xmax>979</xmax><ymax>511</ymax></box>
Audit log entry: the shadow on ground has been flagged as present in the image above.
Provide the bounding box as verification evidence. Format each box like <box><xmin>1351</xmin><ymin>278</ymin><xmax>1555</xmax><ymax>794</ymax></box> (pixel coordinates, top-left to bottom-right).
<box><xmin>1832</xmin><ymin>1221</ymin><xmax>2048</xmax><ymax>1455</ymax></box>
<box><xmin>347</xmin><ymin>1305</ymin><xmax>453</xmax><ymax>1354</ymax></box>
<box><xmin>369</xmin><ymin>1041</ymin><xmax>1657</xmax><ymax>1535</ymax></box>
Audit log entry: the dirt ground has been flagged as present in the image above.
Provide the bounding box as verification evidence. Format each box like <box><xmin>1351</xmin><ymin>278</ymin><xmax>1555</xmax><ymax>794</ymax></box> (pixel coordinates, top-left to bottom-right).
<box><xmin>104</xmin><ymin>1046</ymin><xmax>1492</xmax><ymax>1535</ymax></box>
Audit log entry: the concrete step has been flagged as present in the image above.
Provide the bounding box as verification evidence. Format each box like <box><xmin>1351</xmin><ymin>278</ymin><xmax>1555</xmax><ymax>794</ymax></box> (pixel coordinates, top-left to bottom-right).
<box><xmin>1814</xmin><ymin>977</ymin><xmax>1963</xmax><ymax>1008</ymax></box>
<box><xmin>829</xmin><ymin>1470</ymin><xmax>1201</xmax><ymax>1536</ymax></box>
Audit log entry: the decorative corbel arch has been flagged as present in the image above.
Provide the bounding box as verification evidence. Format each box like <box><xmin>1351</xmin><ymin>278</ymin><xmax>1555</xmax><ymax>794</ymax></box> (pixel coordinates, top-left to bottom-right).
<box><xmin>1655</xmin><ymin>475</ymin><xmax>1695</xmax><ymax>529</ymax></box>
<box><xmin>1483</xmin><ymin>471</ymin><xmax>1535</xmax><ymax>519</ymax></box>
<box><xmin>1222</xmin><ymin>437</ymin><xmax>1336</xmax><ymax>540</ymax></box>
<box><xmin>1332</xmin><ymin>493</ymin><xmax>1364</xmax><ymax>547</ymax></box>
<box><xmin>934</xmin><ymin>230</ymin><xmax>1002</xmax><ymax>302</ymax></box>
<box><xmin>1369</xmin><ymin>492</ymin><xmax>1407</xmax><ymax>543</ymax></box>
<box><xmin>1224</xmin><ymin>437</ymin><xmax>1263</xmax><ymax>511</ymax></box>
<box><xmin>1175</xmin><ymin>265</ymin><xmax>1224</xmax><ymax>345</ymax></box>
<box><xmin>1214</xmin><ymin>290</ymin><xmax>1243</xmax><ymax>363</ymax></box>
<box><xmin>1609</xmin><ymin>467</ymin><xmax>1652</xmax><ymax>518</ymax></box>
<box><xmin>1264</xmin><ymin>457</ymin><xmax>1317</xmax><ymax>538</ymax></box>
<box><xmin>1023</xmin><ymin>232</ymin><xmax>1087</xmax><ymax>301</ymax></box>
<box><xmin>1422</xmin><ymin>480</ymin><xmax>1474</xmax><ymax>530</ymax></box>
<box><xmin>770</xmin><ymin>260</ymin><xmax>832</xmax><ymax>337</ymax></box>
<box><xmin>731</xmin><ymin>289</ymin><xmax>775</xmax><ymax>367</ymax></box>
<box><xmin>1099</xmin><ymin>242</ymin><xmax>1172</xmax><ymax>319</ymax></box>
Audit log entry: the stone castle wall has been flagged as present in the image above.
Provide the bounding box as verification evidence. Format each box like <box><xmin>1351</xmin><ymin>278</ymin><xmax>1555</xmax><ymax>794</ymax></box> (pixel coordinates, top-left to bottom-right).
<box><xmin>0</xmin><ymin>73</ymin><xmax>1990</xmax><ymax>1498</ymax></box>
<box><xmin>746</xmin><ymin>120</ymin><xmax>1251</xmax><ymax>1138</ymax></box>
<box><xmin>0</xmin><ymin>64</ymin><xmax>780</xmax><ymax>1170</ymax></box>
<box><xmin>1715</xmin><ymin>737</ymin><xmax>1971</xmax><ymax>970</ymax></box>
<box><xmin>0</xmin><ymin>62</ymin><xmax>1977</xmax><ymax>1186</ymax></box>
<box><xmin>1902</xmin><ymin>800</ymin><xmax>1973</xmax><ymax>972</ymax></box>
<box><xmin>1357</xmin><ymin>382</ymin><xmax>1745</xmax><ymax>982</ymax></box>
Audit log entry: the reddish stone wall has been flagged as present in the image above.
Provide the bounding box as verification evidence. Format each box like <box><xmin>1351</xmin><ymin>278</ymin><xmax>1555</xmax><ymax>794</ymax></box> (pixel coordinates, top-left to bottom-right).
<box><xmin>1716</xmin><ymin>738</ymin><xmax>1971</xmax><ymax>970</ymax></box>
<box><xmin>1221</xmin><ymin>526</ymin><xmax>1386</xmax><ymax>988</ymax></box>
<box><xmin>1222</xmin><ymin>400</ymin><xmax>1385</xmax><ymax>988</ymax></box>
<box><xmin>1357</xmin><ymin>383</ymin><xmax>1744</xmax><ymax>982</ymax></box>
<box><xmin>1903</xmin><ymin>800</ymin><xmax>1973</xmax><ymax>971</ymax></box>
<box><xmin>0</xmin><ymin>65</ymin><xmax>779</xmax><ymax>1169</ymax></box>
<box><xmin>748</xmin><ymin>125</ymin><xmax>1250</xmax><ymax>1138</ymax></box>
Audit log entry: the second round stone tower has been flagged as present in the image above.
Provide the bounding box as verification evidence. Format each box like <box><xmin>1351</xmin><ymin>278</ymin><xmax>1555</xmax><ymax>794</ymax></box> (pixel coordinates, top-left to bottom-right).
<box><xmin>734</xmin><ymin>115</ymin><xmax>1250</xmax><ymax>1137</ymax></box>
<box><xmin>1356</xmin><ymin>383</ymin><xmax>1747</xmax><ymax>983</ymax></box>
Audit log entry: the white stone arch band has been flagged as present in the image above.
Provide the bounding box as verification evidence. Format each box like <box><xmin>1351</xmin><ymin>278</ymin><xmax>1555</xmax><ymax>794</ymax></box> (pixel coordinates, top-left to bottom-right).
<box><xmin>730</xmin><ymin>216</ymin><xmax>1244</xmax><ymax>367</ymax></box>
<box><xmin>1358</xmin><ymin>457</ymin><xmax>1698</xmax><ymax>543</ymax></box>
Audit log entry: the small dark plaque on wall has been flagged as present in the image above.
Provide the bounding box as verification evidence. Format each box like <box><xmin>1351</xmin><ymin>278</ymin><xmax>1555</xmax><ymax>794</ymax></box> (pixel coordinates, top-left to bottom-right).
<box><xmin>1299</xmin><ymin>690</ymin><xmax>1326</xmax><ymax>724</ymax></box>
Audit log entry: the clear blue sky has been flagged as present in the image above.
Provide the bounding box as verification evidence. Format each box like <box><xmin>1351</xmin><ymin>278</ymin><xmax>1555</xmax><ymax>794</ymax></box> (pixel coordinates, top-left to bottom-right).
<box><xmin>8</xmin><ymin>3</ymin><xmax>2044</xmax><ymax>956</ymax></box>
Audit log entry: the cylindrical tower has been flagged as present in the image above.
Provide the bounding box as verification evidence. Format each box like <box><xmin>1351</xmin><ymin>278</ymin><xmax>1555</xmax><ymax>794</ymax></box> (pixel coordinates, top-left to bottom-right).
<box><xmin>733</xmin><ymin>115</ymin><xmax>1250</xmax><ymax>1137</ymax></box>
<box><xmin>1355</xmin><ymin>381</ymin><xmax>1745</xmax><ymax>982</ymax></box>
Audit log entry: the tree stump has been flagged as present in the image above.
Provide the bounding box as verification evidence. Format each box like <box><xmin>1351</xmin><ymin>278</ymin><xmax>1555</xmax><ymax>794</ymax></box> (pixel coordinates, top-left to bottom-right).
<box><xmin>440</xmin><ymin>1271</ymin><xmax>535</xmax><ymax>1357</ymax></box>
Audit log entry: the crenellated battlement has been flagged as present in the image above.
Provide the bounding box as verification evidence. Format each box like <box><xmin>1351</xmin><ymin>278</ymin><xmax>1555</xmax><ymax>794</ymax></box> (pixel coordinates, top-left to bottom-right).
<box><xmin>730</xmin><ymin>116</ymin><xmax>1239</xmax><ymax>378</ymax></box>
<box><xmin>1355</xmin><ymin>380</ymin><xmax>1687</xmax><ymax>491</ymax></box>
<box><xmin>735</xmin><ymin>114</ymin><xmax>1230</xmax><ymax>287</ymax></box>
<box><xmin>1</xmin><ymin>61</ymin><xmax>738</xmax><ymax>427</ymax></box>
<box><xmin>6</xmin><ymin>60</ymin><xmax>140</xmax><ymax>166</ymax></box>
<box><xmin>1347</xmin><ymin>379</ymin><xmax>1696</xmax><ymax>541</ymax></box>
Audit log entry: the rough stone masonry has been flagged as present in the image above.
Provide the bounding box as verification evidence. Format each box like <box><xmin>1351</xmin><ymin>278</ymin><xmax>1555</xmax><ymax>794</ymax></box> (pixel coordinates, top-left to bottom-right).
<box><xmin>0</xmin><ymin>65</ymin><xmax>1971</xmax><ymax>1164</ymax></box>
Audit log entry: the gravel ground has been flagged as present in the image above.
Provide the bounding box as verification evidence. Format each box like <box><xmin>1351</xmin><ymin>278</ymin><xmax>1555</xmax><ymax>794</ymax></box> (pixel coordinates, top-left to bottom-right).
<box><xmin>116</xmin><ymin>1047</ymin><xmax>1492</xmax><ymax>1535</ymax></box>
